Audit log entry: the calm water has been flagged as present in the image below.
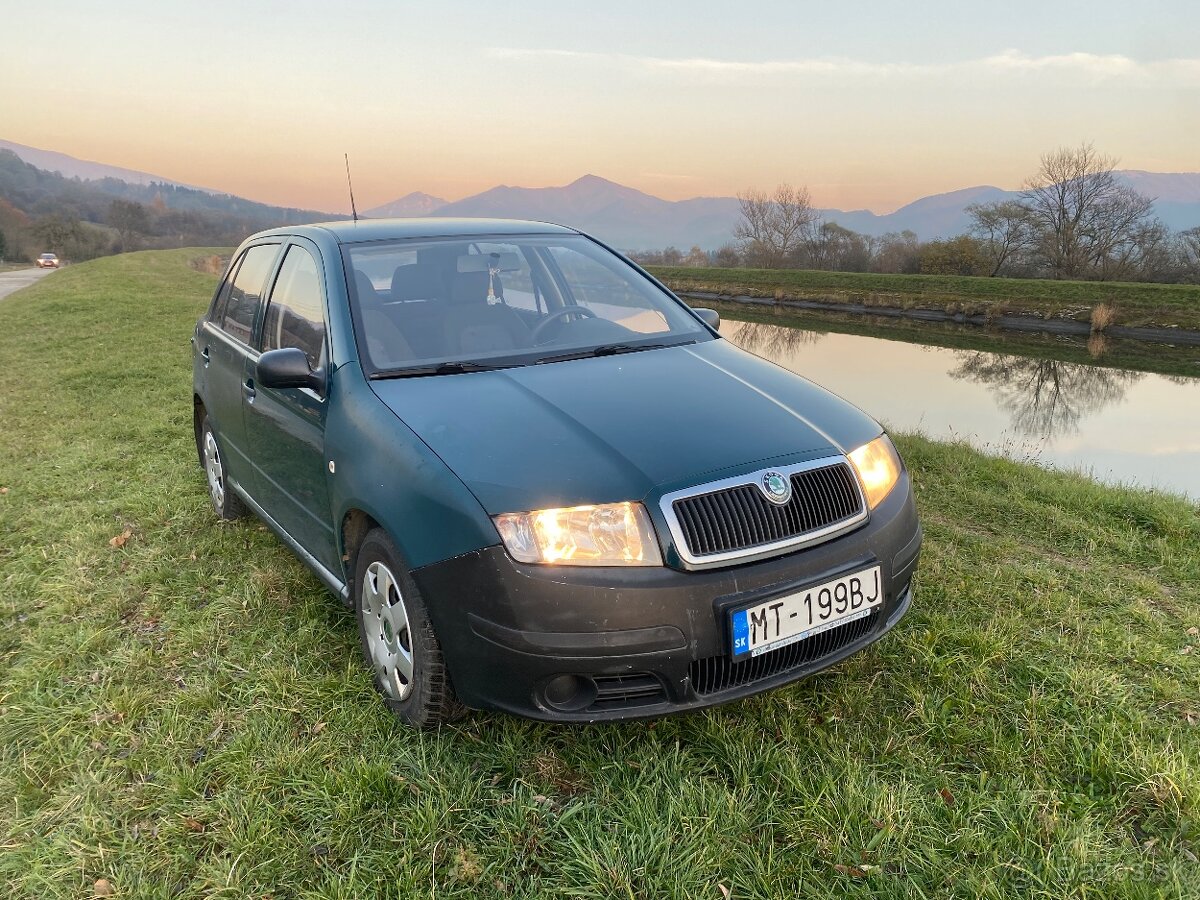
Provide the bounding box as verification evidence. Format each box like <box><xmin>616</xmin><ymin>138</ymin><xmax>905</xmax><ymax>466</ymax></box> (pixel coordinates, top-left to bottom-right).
<box><xmin>720</xmin><ymin>318</ymin><xmax>1200</xmax><ymax>499</ymax></box>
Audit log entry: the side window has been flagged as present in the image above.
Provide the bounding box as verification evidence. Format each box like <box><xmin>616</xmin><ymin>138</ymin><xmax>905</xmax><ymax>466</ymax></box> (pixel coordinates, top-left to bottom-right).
<box><xmin>219</xmin><ymin>244</ymin><xmax>279</xmax><ymax>345</ymax></box>
<box><xmin>209</xmin><ymin>255</ymin><xmax>244</xmax><ymax>323</ymax></box>
<box><xmin>262</xmin><ymin>245</ymin><xmax>327</xmax><ymax>370</ymax></box>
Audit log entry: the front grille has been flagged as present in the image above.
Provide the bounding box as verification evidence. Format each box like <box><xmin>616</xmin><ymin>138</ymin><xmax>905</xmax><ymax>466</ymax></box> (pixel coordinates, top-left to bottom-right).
<box><xmin>672</xmin><ymin>462</ymin><xmax>863</xmax><ymax>558</ymax></box>
<box><xmin>689</xmin><ymin>610</ymin><xmax>876</xmax><ymax>696</ymax></box>
<box><xmin>590</xmin><ymin>673</ymin><xmax>667</xmax><ymax>711</ymax></box>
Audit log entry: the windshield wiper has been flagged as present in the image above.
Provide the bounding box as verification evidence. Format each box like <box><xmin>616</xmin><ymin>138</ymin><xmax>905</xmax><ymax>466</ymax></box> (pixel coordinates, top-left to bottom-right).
<box><xmin>371</xmin><ymin>360</ymin><xmax>522</xmax><ymax>379</ymax></box>
<box><xmin>534</xmin><ymin>340</ymin><xmax>694</xmax><ymax>365</ymax></box>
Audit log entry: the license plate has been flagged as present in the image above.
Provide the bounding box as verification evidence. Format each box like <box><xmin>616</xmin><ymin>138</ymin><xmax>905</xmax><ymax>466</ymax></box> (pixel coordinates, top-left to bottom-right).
<box><xmin>730</xmin><ymin>565</ymin><xmax>882</xmax><ymax>659</ymax></box>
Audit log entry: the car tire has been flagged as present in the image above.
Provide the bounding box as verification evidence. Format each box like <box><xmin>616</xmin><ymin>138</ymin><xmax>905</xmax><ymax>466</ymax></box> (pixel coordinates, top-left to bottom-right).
<box><xmin>354</xmin><ymin>528</ymin><xmax>464</xmax><ymax>728</ymax></box>
<box><xmin>198</xmin><ymin>414</ymin><xmax>247</xmax><ymax>520</ymax></box>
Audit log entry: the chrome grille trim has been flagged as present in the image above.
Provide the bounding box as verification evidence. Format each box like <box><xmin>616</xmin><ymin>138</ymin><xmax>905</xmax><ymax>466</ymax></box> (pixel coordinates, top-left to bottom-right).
<box><xmin>659</xmin><ymin>456</ymin><xmax>868</xmax><ymax>569</ymax></box>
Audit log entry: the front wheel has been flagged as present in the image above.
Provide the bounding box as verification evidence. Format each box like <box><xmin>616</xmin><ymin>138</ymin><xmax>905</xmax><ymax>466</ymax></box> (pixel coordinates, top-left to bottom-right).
<box><xmin>354</xmin><ymin>529</ymin><xmax>463</xmax><ymax>728</ymax></box>
<box><xmin>198</xmin><ymin>414</ymin><xmax>246</xmax><ymax>520</ymax></box>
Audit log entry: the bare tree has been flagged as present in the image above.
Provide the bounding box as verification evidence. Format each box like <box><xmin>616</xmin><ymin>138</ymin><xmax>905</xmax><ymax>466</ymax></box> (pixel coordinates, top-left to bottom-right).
<box><xmin>872</xmin><ymin>231</ymin><xmax>921</xmax><ymax>274</ymax></box>
<box><xmin>967</xmin><ymin>201</ymin><xmax>1033</xmax><ymax>276</ymax></box>
<box><xmin>713</xmin><ymin>243</ymin><xmax>741</xmax><ymax>268</ymax></box>
<box><xmin>734</xmin><ymin>184</ymin><xmax>819</xmax><ymax>268</ymax></box>
<box><xmin>1020</xmin><ymin>143</ymin><xmax>1154</xmax><ymax>279</ymax></box>
<box><xmin>803</xmin><ymin>221</ymin><xmax>874</xmax><ymax>271</ymax></box>
<box><xmin>33</xmin><ymin>215</ymin><xmax>82</xmax><ymax>253</ymax></box>
<box><xmin>1176</xmin><ymin>227</ymin><xmax>1200</xmax><ymax>283</ymax></box>
<box><xmin>1097</xmin><ymin>219</ymin><xmax>1172</xmax><ymax>282</ymax></box>
<box><xmin>107</xmin><ymin>199</ymin><xmax>151</xmax><ymax>252</ymax></box>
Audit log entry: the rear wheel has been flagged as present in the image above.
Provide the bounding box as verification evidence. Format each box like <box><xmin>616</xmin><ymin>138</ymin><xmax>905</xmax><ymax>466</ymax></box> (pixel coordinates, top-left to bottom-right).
<box><xmin>354</xmin><ymin>529</ymin><xmax>463</xmax><ymax>728</ymax></box>
<box><xmin>199</xmin><ymin>414</ymin><xmax>246</xmax><ymax>520</ymax></box>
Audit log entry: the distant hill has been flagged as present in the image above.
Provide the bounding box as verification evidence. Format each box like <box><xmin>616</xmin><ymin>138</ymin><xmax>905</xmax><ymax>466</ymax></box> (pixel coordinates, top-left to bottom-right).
<box><xmin>364</xmin><ymin>191</ymin><xmax>446</xmax><ymax>217</ymax></box>
<box><xmin>428</xmin><ymin>175</ymin><xmax>742</xmax><ymax>250</ymax></box>
<box><xmin>6</xmin><ymin>138</ymin><xmax>1198</xmax><ymax>252</ymax></box>
<box><xmin>373</xmin><ymin>172</ymin><xmax>1200</xmax><ymax>250</ymax></box>
<box><xmin>0</xmin><ymin>138</ymin><xmax>216</xmax><ymax>193</ymax></box>
<box><xmin>0</xmin><ymin>148</ymin><xmax>343</xmax><ymax>257</ymax></box>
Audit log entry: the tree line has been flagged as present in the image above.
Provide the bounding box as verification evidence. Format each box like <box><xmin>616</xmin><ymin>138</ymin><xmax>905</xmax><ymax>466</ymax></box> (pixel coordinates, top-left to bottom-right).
<box><xmin>0</xmin><ymin>149</ymin><xmax>333</xmax><ymax>265</ymax></box>
<box><xmin>632</xmin><ymin>145</ymin><xmax>1200</xmax><ymax>284</ymax></box>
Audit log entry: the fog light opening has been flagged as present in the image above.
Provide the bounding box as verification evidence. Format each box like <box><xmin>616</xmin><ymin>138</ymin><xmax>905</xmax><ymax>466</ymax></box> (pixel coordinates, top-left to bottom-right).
<box><xmin>542</xmin><ymin>674</ymin><xmax>598</xmax><ymax>712</ymax></box>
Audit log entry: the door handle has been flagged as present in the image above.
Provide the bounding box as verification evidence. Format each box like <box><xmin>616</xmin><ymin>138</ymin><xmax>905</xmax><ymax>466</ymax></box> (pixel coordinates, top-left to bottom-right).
<box><xmin>200</xmin><ymin>346</ymin><xmax>210</xmax><ymax>364</ymax></box>
<box><xmin>242</xmin><ymin>378</ymin><xmax>256</xmax><ymax>399</ymax></box>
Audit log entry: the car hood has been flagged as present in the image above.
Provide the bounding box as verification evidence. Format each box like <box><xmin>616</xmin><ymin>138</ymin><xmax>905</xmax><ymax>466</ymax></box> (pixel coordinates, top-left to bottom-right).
<box><xmin>369</xmin><ymin>338</ymin><xmax>882</xmax><ymax>515</ymax></box>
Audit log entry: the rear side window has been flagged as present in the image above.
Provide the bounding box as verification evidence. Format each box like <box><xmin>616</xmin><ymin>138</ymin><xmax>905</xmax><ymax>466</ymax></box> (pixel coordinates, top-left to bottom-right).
<box><xmin>210</xmin><ymin>256</ymin><xmax>243</xmax><ymax>322</ymax></box>
<box><xmin>219</xmin><ymin>244</ymin><xmax>278</xmax><ymax>345</ymax></box>
<box><xmin>262</xmin><ymin>245</ymin><xmax>327</xmax><ymax>370</ymax></box>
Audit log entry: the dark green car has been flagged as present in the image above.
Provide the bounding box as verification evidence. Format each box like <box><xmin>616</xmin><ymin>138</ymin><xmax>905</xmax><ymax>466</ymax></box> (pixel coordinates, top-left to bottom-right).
<box><xmin>192</xmin><ymin>219</ymin><xmax>921</xmax><ymax>727</ymax></box>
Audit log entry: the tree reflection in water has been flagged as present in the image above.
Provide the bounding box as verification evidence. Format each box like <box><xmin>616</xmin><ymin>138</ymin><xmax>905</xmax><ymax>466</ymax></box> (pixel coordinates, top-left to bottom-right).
<box><xmin>728</xmin><ymin>321</ymin><xmax>825</xmax><ymax>356</ymax></box>
<box><xmin>951</xmin><ymin>352</ymin><xmax>1144</xmax><ymax>438</ymax></box>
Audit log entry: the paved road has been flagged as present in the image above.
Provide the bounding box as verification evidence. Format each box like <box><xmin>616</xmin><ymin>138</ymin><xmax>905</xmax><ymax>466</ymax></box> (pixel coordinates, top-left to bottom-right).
<box><xmin>0</xmin><ymin>267</ymin><xmax>54</xmax><ymax>301</ymax></box>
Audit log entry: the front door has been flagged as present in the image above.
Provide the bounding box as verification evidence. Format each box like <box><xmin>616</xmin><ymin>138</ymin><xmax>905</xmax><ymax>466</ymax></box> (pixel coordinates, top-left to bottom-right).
<box><xmin>199</xmin><ymin>242</ymin><xmax>280</xmax><ymax>491</ymax></box>
<box><xmin>242</xmin><ymin>239</ymin><xmax>338</xmax><ymax>572</ymax></box>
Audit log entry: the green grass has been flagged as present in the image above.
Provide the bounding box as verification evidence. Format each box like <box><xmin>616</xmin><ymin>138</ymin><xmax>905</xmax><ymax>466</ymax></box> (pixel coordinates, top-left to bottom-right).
<box><xmin>1</xmin><ymin>251</ymin><xmax>1198</xmax><ymax>898</ymax></box>
<box><xmin>650</xmin><ymin>266</ymin><xmax>1200</xmax><ymax>331</ymax></box>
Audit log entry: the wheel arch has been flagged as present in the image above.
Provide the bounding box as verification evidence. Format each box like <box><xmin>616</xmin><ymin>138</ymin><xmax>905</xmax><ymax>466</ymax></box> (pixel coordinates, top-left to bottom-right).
<box><xmin>341</xmin><ymin>507</ymin><xmax>382</xmax><ymax>590</ymax></box>
<box><xmin>193</xmin><ymin>394</ymin><xmax>208</xmax><ymax>464</ymax></box>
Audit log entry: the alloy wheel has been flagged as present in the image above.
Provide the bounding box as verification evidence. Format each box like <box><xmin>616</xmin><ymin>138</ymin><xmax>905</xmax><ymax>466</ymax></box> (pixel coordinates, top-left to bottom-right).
<box><xmin>203</xmin><ymin>430</ymin><xmax>225</xmax><ymax>509</ymax></box>
<box><xmin>361</xmin><ymin>560</ymin><xmax>414</xmax><ymax>701</ymax></box>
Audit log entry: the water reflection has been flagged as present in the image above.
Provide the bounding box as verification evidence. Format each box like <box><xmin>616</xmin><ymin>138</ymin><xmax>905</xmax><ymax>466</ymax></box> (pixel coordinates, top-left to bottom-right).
<box><xmin>720</xmin><ymin>317</ymin><xmax>1200</xmax><ymax>497</ymax></box>
<box><xmin>949</xmin><ymin>352</ymin><xmax>1144</xmax><ymax>439</ymax></box>
<box><xmin>730</xmin><ymin>321</ymin><xmax>825</xmax><ymax>355</ymax></box>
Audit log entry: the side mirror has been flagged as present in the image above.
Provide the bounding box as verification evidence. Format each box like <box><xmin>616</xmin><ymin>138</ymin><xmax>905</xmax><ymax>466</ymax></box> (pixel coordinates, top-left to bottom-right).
<box><xmin>257</xmin><ymin>347</ymin><xmax>325</xmax><ymax>392</ymax></box>
<box><xmin>692</xmin><ymin>307</ymin><xmax>720</xmax><ymax>330</ymax></box>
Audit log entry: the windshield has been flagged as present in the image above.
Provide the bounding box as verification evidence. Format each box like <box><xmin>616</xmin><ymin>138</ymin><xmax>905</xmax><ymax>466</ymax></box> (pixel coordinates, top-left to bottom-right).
<box><xmin>343</xmin><ymin>234</ymin><xmax>710</xmax><ymax>375</ymax></box>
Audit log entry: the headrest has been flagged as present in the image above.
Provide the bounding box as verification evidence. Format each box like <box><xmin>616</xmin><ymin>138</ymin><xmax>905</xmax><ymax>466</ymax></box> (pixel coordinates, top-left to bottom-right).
<box><xmin>448</xmin><ymin>271</ymin><xmax>489</xmax><ymax>305</ymax></box>
<box><xmin>353</xmin><ymin>270</ymin><xmax>377</xmax><ymax>302</ymax></box>
<box><xmin>391</xmin><ymin>264</ymin><xmax>443</xmax><ymax>302</ymax></box>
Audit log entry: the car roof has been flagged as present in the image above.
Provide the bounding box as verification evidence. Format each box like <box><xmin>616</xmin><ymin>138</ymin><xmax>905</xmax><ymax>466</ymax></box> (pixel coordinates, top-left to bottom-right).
<box><xmin>250</xmin><ymin>217</ymin><xmax>580</xmax><ymax>245</ymax></box>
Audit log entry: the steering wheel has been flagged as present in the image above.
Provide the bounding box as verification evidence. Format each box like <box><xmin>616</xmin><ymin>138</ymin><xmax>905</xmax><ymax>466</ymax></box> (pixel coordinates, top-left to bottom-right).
<box><xmin>531</xmin><ymin>306</ymin><xmax>598</xmax><ymax>344</ymax></box>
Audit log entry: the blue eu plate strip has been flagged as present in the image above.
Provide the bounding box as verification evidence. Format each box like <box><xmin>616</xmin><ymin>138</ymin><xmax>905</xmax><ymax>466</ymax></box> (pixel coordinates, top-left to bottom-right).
<box><xmin>731</xmin><ymin>610</ymin><xmax>750</xmax><ymax>658</ymax></box>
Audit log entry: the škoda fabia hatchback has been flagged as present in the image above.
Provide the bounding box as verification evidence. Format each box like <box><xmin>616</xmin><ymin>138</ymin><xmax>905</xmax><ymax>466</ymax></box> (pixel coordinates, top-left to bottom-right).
<box><xmin>192</xmin><ymin>219</ymin><xmax>921</xmax><ymax>727</ymax></box>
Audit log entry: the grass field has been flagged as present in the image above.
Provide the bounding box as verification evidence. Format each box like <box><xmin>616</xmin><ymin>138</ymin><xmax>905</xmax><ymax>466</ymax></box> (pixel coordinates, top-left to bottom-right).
<box><xmin>648</xmin><ymin>266</ymin><xmax>1200</xmax><ymax>332</ymax></box>
<box><xmin>1</xmin><ymin>251</ymin><xmax>1198</xmax><ymax>898</ymax></box>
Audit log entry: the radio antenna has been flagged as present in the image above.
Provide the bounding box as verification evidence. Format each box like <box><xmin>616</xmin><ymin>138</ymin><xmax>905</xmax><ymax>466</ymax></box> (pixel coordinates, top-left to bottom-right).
<box><xmin>344</xmin><ymin>153</ymin><xmax>359</xmax><ymax>222</ymax></box>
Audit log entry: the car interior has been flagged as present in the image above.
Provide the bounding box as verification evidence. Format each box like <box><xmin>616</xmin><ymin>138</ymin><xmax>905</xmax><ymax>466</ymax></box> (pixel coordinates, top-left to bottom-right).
<box><xmin>348</xmin><ymin>240</ymin><xmax>669</xmax><ymax>370</ymax></box>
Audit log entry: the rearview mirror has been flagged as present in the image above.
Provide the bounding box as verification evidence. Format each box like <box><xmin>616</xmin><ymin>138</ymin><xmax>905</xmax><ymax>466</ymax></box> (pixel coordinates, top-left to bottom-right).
<box><xmin>692</xmin><ymin>307</ymin><xmax>720</xmax><ymax>330</ymax></box>
<box><xmin>257</xmin><ymin>347</ymin><xmax>325</xmax><ymax>393</ymax></box>
<box><xmin>457</xmin><ymin>252</ymin><xmax>522</xmax><ymax>273</ymax></box>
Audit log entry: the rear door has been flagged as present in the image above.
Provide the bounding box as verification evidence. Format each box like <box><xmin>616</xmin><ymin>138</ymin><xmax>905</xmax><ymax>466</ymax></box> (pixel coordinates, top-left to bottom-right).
<box><xmin>197</xmin><ymin>242</ymin><xmax>281</xmax><ymax>494</ymax></box>
<box><xmin>242</xmin><ymin>239</ymin><xmax>338</xmax><ymax>571</ymax></box>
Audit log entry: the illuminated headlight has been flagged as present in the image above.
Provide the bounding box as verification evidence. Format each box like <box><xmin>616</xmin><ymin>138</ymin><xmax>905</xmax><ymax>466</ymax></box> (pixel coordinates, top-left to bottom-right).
<box><xmin>493</xmin><ymin>502</ymin><xmax>663</xmax><ymax>566</ymax></box>
<box><xmin>848</xmin><ymin>435</ymin><xmax>903</xmax><ymax>509</ymax></box>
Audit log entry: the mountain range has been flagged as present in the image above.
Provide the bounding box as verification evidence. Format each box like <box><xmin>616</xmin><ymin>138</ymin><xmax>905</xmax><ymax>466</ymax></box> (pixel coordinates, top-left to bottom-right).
<box><xmin>4</xmin><ymin>139</ymin><xmax>1199</xmax><ymax>251</ymax></box>
<box><xmin>367</xmin><ymin>175</ymin><xmax>1200</xmax><ymax>250</ymax></box>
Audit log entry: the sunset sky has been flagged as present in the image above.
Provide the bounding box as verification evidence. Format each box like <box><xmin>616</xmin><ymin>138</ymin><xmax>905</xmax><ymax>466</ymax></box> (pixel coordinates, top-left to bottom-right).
<box><xmin>3</xmin><ymin>1</ymin><xmax>1197</xmax><ymax>214</ymax></box>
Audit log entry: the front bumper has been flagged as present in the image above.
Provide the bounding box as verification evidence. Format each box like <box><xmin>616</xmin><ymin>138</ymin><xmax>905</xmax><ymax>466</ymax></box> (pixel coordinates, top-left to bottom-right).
<box><xmin>413</xmin><ymin>474</ymin><xmax>921</xmax><ymax>722</ymax></box>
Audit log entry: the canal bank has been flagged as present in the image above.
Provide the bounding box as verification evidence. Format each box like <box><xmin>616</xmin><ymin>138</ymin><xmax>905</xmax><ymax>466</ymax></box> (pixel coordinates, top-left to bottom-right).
<box><xmin>649</xmin><ymin>265</ymin><xmax>1200</xmax><ymax>340</ymax></box>
<box><xmin>678</xmin><ymin>289</ymin><xmax>1200</xmax><ymax>347</ymax></box>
